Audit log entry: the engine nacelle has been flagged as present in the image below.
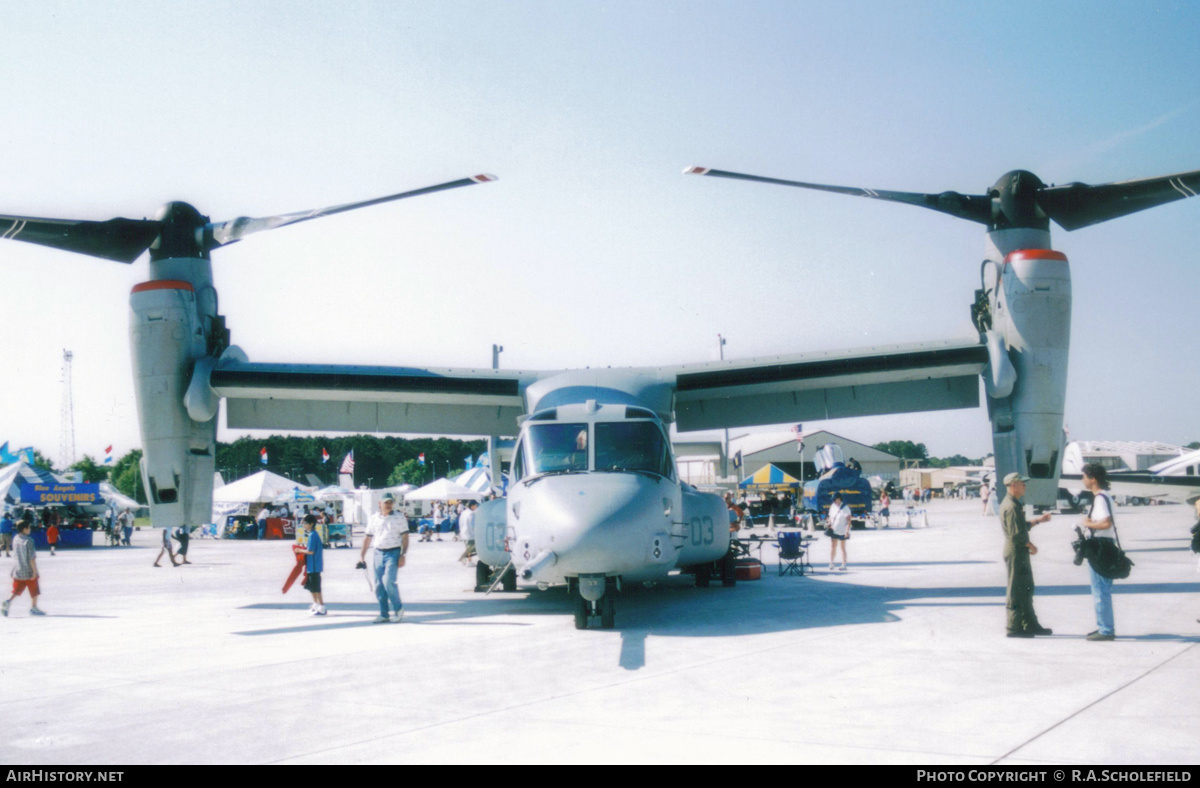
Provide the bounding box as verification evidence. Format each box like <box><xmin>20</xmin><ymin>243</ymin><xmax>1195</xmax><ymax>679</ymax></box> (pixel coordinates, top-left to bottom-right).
<box><xmin>678</xmin><ymin>486</ymin><xmax>730</xmax><ymax>567</ymax></box>
<box><xmin>130</xmin><ymin>280</ymin><xmax>217</xmax><ymax>528</ymax></box>
<box><xmin>984</xmin><ymin>229</ymin><xmax>1071</xmax><ymax>506</ymax></box>
<box><xmin>474</xmin><ymin>497</ymin><xmax>511</xmax><ymax>569</ymax></box>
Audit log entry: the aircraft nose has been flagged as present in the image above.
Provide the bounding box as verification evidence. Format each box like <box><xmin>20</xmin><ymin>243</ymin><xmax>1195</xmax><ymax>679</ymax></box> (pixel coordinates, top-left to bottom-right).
<box><xmin>514</xmin><ymin>474</ymin><xmax>670</xmax><ymax>575</ymax></box>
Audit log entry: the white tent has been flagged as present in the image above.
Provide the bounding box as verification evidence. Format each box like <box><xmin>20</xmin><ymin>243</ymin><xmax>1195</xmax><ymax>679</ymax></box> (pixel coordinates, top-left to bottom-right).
<box><xmin>314</xmin><ymin>485</ymin><xmax>355</xmax><ymax>501</ymax></box>
<box><xmin>211</xmin><ymin>470</ymin><xmax>309</xmax><ymax>504</ymax></box>
<box><xmin>405</xmin><ymin>477</ymin><xmax>485</xmax><ymax>501</ymax></box>
<box><xmin>381</xmin><ymin>483</ymin><xmax>417</xmax><ymax>498</ymax></box>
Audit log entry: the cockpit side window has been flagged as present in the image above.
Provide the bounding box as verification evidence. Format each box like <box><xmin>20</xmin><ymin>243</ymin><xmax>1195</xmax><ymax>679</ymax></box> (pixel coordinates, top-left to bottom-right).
<box><xmin>527</xmin><ymin>423</ymin><xmax>590</xmax><ymax>474</ymax></box>
<box><xmin>511</xmin><ymin>441</ymin><xmax>526</xmax><ymax>482</ymax></box>
<box><xmin>594</xmin><ymin>421</ymin><xmax>671</xmax><ymax>478</ymax></box>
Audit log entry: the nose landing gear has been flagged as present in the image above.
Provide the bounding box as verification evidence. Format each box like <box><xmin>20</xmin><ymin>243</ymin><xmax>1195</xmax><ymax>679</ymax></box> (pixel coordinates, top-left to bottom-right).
<box><xmin>569</xmin><ymin>575</ymin><xmax>617</xmax><ymax>630</ymax></box>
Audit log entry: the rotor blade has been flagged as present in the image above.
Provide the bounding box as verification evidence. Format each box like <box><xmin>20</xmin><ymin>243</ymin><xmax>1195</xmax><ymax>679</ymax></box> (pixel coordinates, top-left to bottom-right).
<box><xmin>206</xmin><ymin>174</ymin><xmax>499</xmax><ymax>250</ymax></box>
<box><xmin>0</xmin><ymin>215</ymin><xmax>163</xmax><ymax>263</ymax></box>
<box><xmin>1036</xmin><ymin>169</ymin><xmax>1200</xmax><ymax>231</ymax></box>
<box><xmin>684</xmin><ymin>166</ymin><xmax>992</xmax><ymax>225</ymax></box>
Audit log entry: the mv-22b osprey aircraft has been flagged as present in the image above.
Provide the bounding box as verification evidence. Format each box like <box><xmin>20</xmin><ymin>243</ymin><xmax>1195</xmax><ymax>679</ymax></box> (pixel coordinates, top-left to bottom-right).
<box><xmin>1</xmin><ymin>163</ymin><xmax>1196</xmax><ymax>629</ymax></box>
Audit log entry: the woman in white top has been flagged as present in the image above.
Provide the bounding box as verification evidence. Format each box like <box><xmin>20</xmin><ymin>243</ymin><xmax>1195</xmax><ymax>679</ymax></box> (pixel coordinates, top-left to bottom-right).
<box><xmin>827</xmin><ymin>494</ymin><xmax>852</xmax><ymax>571</ymax></box>
<box><xmin>1081</xmin><ymin>464</ymin><xmax>1116</xmax><ymax>641</ymax></box>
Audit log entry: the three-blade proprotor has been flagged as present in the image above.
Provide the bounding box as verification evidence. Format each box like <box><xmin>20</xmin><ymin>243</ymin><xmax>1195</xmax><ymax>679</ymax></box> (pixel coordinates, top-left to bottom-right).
<box><xmin>0</xmin><ymin>215</ymin><xmax>165</xmax><ymax>264</ymax></box>
<box><xmin>1036</xmin><ymin>168</ymin><xmax>1200</xmax><ymax>231</ymax></box>
<box><xmin>683</xmin><ymin>166</ymin><xmax>993</xmax><ymax>225</ymax></box>
<box><xmin>205</xmin><ymin>174</ymin><xmax>499</xmax><ymax>250</ymax></box>
<box><xmin>685</xmin><ymin>164</ymin><xmax>1200</xmax><ymax>233</ymax></box>
<box><xmin>0</xmin><ymin>174</ymin><xmax>498</xmax><ymax>264</ymax></box>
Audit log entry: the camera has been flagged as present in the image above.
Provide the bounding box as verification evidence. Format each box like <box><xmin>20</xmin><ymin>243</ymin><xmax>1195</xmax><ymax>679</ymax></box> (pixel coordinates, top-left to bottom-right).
<box><xmin>1071</xmin><ymin>526</ymin><xmax>1088</xmax><ymax>566</ymax></box>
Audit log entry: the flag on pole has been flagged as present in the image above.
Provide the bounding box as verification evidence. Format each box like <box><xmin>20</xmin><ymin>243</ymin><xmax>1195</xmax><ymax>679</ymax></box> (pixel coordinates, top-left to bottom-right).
<box><xmin>418</xmin><ymin>453</ymin><xmax>425</xmax><ymax>466</ymax></box>
<box><xmin>260</xmin><ymin>447</ymin><xmax>268</xmax><ymax>465</ymax></box>
<box><xmin>321</xmin><ymin>448</ymin><xmax>330</xmax><ymax>464</ymax></box>
<box><xmin>732</xmin><ymin>450</ymin><xmax>743</xmax><ymax>469</ymax></box>
<box><xmin>339</xmin><ymin>450</ymin><xmax>355</xmax><ymax>474</ymax></box>
<box><xmin>104</xmin><ymin>445</ymin><xmax>113</xmax><ymax>464</ymax></box>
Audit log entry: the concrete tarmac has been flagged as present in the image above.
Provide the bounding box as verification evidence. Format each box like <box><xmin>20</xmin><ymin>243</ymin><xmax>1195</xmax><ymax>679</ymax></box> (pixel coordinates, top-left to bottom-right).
<box><xmin>1</xmin><ymin>499</ymin><xmax>1197</xmax><ymax>765</ymax></box>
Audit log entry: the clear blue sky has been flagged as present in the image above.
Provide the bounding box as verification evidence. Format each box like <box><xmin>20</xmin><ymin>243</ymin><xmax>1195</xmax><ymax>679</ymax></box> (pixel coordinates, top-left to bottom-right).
<box><xmin>1</xmin><ymin>0</ymin><xmax>1197</xmax><ymax>466</ymax></box>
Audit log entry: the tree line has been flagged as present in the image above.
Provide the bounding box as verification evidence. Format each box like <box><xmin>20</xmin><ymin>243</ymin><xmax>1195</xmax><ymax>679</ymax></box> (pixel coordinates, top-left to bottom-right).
<box><xmin>8</xmin><ymin>435</ymin><xmax>488</xmax><ymax>504</ymax></box>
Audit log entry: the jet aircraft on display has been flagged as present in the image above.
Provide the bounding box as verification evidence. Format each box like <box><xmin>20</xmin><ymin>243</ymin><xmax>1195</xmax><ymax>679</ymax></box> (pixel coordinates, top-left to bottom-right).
<box><xmin>1</xmin><ymin>163</ymin><xmax>1196</xmax><ymax>628</ymax></box>
<box><xmin>1061</xmin><ymin>447</ymin><xmax>1200</xmax><ymax>506</ymax></box>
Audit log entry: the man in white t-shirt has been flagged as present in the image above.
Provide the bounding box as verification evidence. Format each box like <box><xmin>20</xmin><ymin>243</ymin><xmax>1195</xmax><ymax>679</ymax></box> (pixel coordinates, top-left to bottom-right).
<box><xmin>256</xmin><ymin>505</ymin><xmax>269</xmax><ymax>540</ymax></box>
<box><xmin>458</xmin><ymin>501</ymin><xmax>477</xmax><ymax>565</ymax></box>
<box><xmin>360</xmin><ymin>493</ymin><xmax>409</xmax><ymax>623</ymax></box>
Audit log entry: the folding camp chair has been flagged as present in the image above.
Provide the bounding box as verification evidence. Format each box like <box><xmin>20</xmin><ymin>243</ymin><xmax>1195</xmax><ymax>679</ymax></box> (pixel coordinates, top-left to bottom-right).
<box><xmin>775</xmin><ymin>531</ymin><xmax>806</xmax><ymax>577</ymax></box>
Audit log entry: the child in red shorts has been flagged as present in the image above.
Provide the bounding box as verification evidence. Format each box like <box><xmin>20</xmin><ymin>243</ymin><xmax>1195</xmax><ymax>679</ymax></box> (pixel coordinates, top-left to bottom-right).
<box><xmin>3</xmin><ymin>517</ymin><xmax>44</xmax><ymax>617</ymax></box>
<box><xmin>46</xmin><ymin>522</ymin><xmax>59</xmax><ymax>556</ymax></box>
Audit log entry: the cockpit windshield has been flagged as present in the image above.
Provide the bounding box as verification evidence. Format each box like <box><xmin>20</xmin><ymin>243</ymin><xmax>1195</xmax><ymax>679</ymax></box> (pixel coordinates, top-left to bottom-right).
<box><xmin>527</xmin><ymin>423</ymin><xmax>589</xmax><ymax>474</ymax></box>
<box><xmin>595</xmin><ymin>421</ymin><xmax>671</xmax><ymax>478</ymax></box>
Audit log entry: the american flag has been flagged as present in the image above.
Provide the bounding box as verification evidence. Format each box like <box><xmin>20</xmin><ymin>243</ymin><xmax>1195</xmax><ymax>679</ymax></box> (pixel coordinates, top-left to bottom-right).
<box><xmin>339</xmin><ymin>450</ymin><xmax>355</xmax><ymax>474</ymax></box>
<box><xmin>321</xmin><ymin>448</ymin><xmax>330</xmax><ymax>464</ymax></box>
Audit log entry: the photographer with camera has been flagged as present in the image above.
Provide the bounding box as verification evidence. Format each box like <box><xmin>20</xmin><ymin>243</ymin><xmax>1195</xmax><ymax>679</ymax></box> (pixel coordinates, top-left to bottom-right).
<box><xmin>1000</xmin><ymin>472</ymin><xmax>1053</xmax><ymax>638</ymax></box>
<box><xmin>1079</xmin><ymin>464</ymin><xmax>1117</xmax><ymax>641</ymax></box>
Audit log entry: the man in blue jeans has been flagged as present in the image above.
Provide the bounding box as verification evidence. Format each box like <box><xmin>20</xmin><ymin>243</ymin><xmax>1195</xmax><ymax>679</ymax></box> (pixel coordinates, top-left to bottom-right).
<box><xmin>359</xmin><ymin>493</ymin><xmax>410</xmax><ymax>623</ymax></box>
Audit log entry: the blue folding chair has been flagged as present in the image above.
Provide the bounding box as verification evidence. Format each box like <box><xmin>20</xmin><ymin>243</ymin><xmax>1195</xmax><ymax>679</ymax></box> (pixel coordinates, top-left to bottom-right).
<box><xmin>776</xmin><ymin>531</ymin><xmax>806</xmax><ymax>577</ymax></box>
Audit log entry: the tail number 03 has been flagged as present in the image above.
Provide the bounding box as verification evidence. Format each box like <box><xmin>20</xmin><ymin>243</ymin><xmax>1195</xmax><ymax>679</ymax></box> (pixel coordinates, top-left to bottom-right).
<box><xmin>689</xmin><ymin>515</ymin><xmax>715</xmax><ymax>546</ymax></box>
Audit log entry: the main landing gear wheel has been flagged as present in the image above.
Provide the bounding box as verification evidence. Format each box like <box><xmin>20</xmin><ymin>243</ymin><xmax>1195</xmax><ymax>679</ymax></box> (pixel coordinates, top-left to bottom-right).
<box><xmin>501</xmin><ymin>564</ymin><xmax>517</xmax><ymax>592</ymax></box>
<box><xmin>694</xmin><ymin>564</ymin><xmax>711</xmax><ymax>588</ymax></box>
<box><xmin>600</xmin><ymin>591</ymin><xmax>615</xmax><ymax>629</ymax></box>
<box><xmin>573</xmin><ymin>589</ymin><xmax>588</xmax><ymax>630</ymax></box>
<box><xmin>475</xmin><ymin>560</ymin><xmax>491</xmax><ymax>592</ymax></box>
<box><xmin>720</xmin><ymin>550</ymin><xmax>737</xmax><ymax>587</ymax></box>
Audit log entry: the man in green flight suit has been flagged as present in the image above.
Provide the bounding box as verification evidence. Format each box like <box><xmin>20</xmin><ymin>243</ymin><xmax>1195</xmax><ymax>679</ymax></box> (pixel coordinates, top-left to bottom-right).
<box><xmin>999</xmin><ymin>472</ymin><xmax>1053</xmax><ymax>638</ymax></box>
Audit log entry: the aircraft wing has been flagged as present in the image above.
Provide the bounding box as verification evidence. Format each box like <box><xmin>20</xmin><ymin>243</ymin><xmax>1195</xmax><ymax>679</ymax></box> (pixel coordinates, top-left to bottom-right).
<box><xmin>1060</xmin><ymin>473</ymin><xmax>1200</xmax><ymax>505</ymax></box>
<box><xmin>209</xmin><ymin>362</ymin><xmax>540</xmax><ymax>436</ymax></box>
<box><xmin>666</xmin><ymin>338</ymin><xmax>988</xmax><ymax>432</ymax></box>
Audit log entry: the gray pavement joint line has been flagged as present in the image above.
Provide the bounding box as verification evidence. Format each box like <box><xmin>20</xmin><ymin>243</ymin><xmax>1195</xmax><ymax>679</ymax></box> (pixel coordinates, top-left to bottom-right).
<box><xmin>263</xmin><ymin>618</ymin><xmax>897</xmax><ymax>764</ymax></box>
<box><xmin>989</xmin><ymin>640</ymin><xmax>1199</xmax><ymax>766</ymax></box>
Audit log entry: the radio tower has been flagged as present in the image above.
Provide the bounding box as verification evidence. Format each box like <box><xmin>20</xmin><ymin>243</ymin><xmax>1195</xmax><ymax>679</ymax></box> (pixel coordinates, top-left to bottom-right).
<box><xmin>60</xmin><ymin>349</ymin><xmax>76</xmax><ymax>470</ymax></box>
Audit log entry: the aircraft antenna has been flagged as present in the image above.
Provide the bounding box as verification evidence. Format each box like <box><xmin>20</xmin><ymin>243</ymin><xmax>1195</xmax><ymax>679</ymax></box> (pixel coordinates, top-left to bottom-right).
<box><xmin>59</xmin><ymin>349</ymin><xmax>76</xmax><ymax>470</ymax></box>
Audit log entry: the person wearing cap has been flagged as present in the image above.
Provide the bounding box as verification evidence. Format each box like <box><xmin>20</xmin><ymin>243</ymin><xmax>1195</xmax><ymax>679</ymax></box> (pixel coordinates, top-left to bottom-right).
<box><xmin>999</xmin><ymin>472</ymin><xmax>1053</xmax><ymax>638</ymax></box>
<box><xmin>360</xmin><ymin>493</ymin><xmax>409</xmax><ymax>623</ymax></box>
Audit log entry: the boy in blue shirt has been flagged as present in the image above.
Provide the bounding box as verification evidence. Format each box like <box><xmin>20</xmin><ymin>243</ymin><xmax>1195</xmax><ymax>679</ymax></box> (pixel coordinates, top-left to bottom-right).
<box><xmin>297</xmin><ymin>514</ymin><xmax>326</xmax><ymax>616</ymax></box>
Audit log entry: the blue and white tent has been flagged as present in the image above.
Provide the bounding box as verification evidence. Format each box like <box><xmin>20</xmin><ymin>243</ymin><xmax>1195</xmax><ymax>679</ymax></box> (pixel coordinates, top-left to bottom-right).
<box><xmin>0</xmin><ymin>461</ymin><xmax>71</xmax><ymax>506</ymax></box>
<box><xmin>453</xmin><ymin>466</ymin><xmax>493</xmax><ymax>494</ymax></box>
